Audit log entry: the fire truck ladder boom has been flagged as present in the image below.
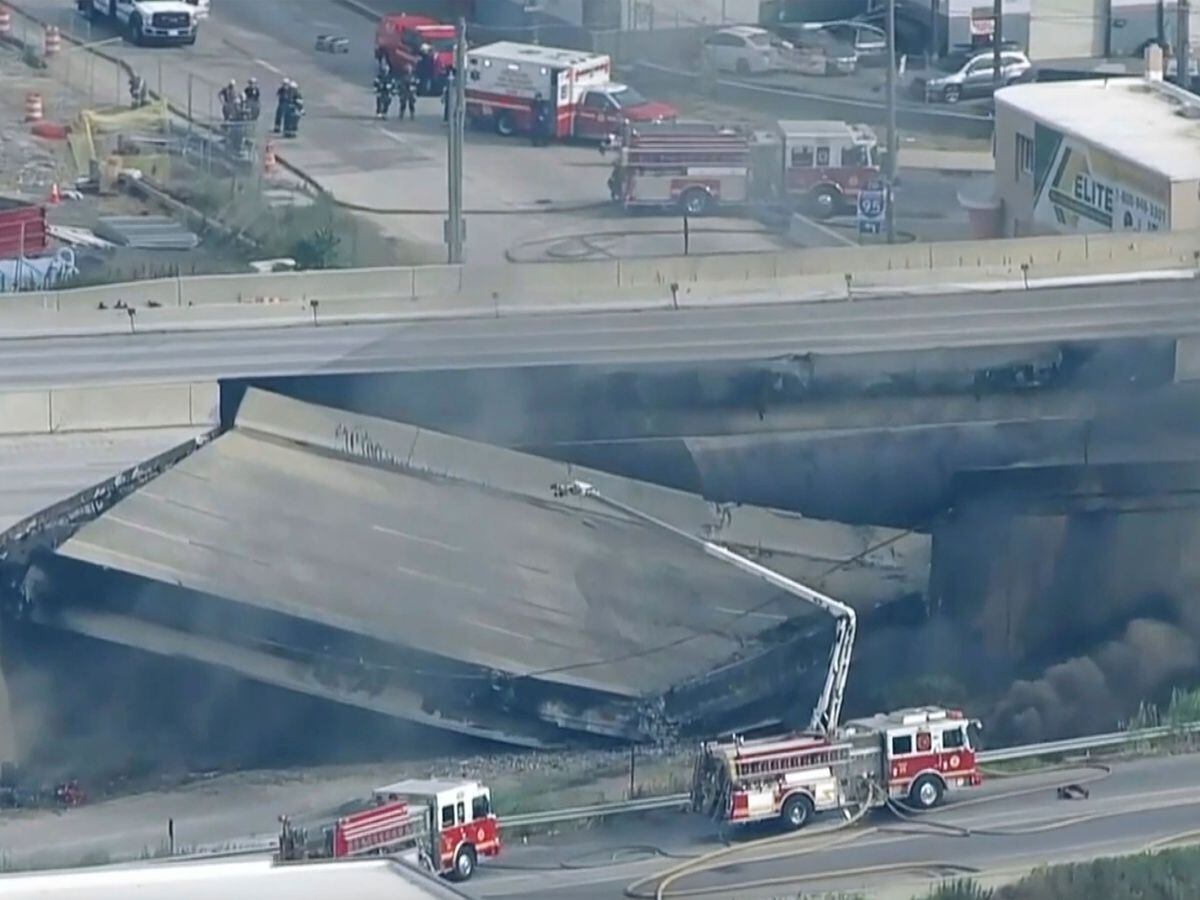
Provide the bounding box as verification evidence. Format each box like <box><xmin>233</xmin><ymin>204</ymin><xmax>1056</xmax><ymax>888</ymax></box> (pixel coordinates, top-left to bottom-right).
<box><xmin>551</xmin><ymin>480</ymin><xmax>857</xmax><ymax>736</ymax></box>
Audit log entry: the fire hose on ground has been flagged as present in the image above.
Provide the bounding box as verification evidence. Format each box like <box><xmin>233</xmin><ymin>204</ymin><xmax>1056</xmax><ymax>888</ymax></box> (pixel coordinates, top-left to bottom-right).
<box><xmin>621</xmin><ymin>761</ymin><xmax>1177</xmax><ymax>899</ymax></box>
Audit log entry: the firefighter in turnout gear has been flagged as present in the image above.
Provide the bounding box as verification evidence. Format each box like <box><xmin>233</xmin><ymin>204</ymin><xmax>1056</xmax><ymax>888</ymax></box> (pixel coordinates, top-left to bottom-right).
<box><xmin>273</xmin><ymin>78</ymin><xmax>294</xmax><ymax>134</ymax></box>
<box><xmin>531</xmin><ymin>91</ymin><xmax>551</xmax><ymax>146</ymax></box>
<box><xmin>128</xmin><ymin>73</ymin><xmax>148</xmax><ymax>109</ymax></box>
<box><xmin>243</xmin><ymin>78</ymin><xmax>261</xmax><ymax>121</ymax></box>
<box><xmin>396</xmin><ymin>64</ymin><xmax>417</xmax><ymax>120</ymax></box>
<box><xmin>282</xmin><ymin>82</ymin><xmax>304</xmax><ymax>138</ymax></box>
<box><xmin>414</xmin><ymin>43</ymin><xmax>434</xmax><ymax>96</ymax></box>
<box><xmin>219</xmin><ymin>79</ymin><xmax>239</xmax><ymax>122</ymax></box>
<box><xmin>373</xmin><ymin>70</ymin><xmax>393</xmax><ymax>118</ymax></box>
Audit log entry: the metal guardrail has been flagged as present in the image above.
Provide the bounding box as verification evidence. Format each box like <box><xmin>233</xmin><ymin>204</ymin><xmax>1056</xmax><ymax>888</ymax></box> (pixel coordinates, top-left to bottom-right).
<box><xmin>977</xmin><ymin>721</ymin><xmax>1200</xmax><ymax>764</ymax></box>
<box><xmin>138</xmin><ymin>720</ymin><xmax>1199</xmax><ymax>868</ymax></box>
<box><xmin>503</xmin><ymin>793</ymin><xmax>692</xmax><ymax>828</ymax></box>
<box><xmin>630</xmin><ymin>61</ymin><xmax>995</xmax><ymax>139</ymax></box>
<box><xmin>135</xmin><ymin>721</ymin><xmax>1200</xmax><ymax>864</ymax></box>
<box><xmin>504</xmin><ymin>720</ymin><xmax>1200</xmax><ymax>827</ymax></box>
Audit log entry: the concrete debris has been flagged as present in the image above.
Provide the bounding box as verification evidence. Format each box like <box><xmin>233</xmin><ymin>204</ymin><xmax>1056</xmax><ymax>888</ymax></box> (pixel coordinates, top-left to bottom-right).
<box><xmin>31</xmin><ymin>390</ymin><xmax>914</xmax><ymax>747</ymax></box>
<box><xmin>47</xmin><ymin>224</ymin><xmax>116</xmax><ymax>249</ymax></box>
<box><xmin>94</xmin><ymin>215</ymin><xmax>198</xmax><ymax>251</ymax></box>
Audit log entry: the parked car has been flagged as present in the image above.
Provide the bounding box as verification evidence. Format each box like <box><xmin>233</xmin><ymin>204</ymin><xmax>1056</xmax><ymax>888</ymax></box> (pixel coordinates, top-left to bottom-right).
<box><xmin>702</xmin><ymin>25</ymin><xmax>796</xmax><ymax>74</ymax></box>
<box><xmin>803</xmin><ymin>20</ymin><xmax>888</xmax><ymax>66</ymax></box>
<box><xmin>909</xmin><ymin>48</ymin><xmax>1031</xmax><ymax>103</ymax></box>
<box><xmin>788</xmin><ymin>28</ymin><xmax>859</xmax><ymax>75</ymax></box>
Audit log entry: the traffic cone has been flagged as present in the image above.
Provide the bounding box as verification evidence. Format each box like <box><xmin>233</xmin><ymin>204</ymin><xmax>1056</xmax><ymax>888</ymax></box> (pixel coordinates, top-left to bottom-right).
<box><xmin>263</xmin><ymin>139</ymin><xmax>277</xmax><ymax>175</ymax></box>
<box><xmin>47</xmin><ymin>182</ymin><xmax>60</xmax><ymax>205</ymax></box>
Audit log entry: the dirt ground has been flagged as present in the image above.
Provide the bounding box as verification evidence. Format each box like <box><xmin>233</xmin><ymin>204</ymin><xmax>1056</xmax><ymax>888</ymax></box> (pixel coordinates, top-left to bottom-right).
<box><xmin>0</xmin><ymin>745</ymin><xmax>691</xmax><ymax>870</ymax></box>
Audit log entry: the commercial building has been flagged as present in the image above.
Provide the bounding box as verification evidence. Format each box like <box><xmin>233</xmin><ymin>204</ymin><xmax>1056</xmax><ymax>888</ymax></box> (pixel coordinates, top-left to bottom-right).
<box><xmin>992</xmin><ymin>72</ymin><xmax>1200</xmax><ymax>236</ymax></box>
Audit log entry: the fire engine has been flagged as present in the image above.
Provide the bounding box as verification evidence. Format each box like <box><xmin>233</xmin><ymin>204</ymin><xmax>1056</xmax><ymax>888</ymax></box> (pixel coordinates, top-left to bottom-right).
<box><xmin>464</xmin><ymin>41</ymin><xmax>676</xmax><ymax>140</ymax></box>
<box><xmin>551</xmin><ymin>480</ymin><xmax>983</xmax><ymax>833</ymax></box>
<box><xmin>608</xmin><ymin>121</ymin><xmax>752</xmax><ymax>216</ymax></box>
<box><xmin>374</xmin><ymin>13</ymin><xmax>455</xmax><ymax>96</ymax></box>
<box><xmin>693</xmin><ymin>707</ymin><xmax>982</xmax><ymax>829</ymax></box>
<box><xmin>608</xmin><ymin>119</ymin><xmax>879</xmax><ymax>219</ymax></box>
<box><xmin>277</xmin><ymin>778</ymin><xmax>499</xmax><ymax>882</ymax></box>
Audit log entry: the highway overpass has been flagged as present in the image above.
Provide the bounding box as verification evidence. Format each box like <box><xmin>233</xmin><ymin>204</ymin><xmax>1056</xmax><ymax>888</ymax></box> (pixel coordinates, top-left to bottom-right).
<box><xmin>3</xmin><ymin>389</ymin><xmax>927</xmax><ymax>748</ymax></box>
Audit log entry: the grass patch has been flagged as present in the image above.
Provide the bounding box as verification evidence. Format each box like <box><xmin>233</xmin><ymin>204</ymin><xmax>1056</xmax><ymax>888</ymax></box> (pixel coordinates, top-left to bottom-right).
<box><xmin>173</xmin><ymin>167</ymin><xmax>436</xmax><ymax>269</ymax></box>
<box><xmin>915</xmin><ymin>845</ymin><xmax>1200</xmax><ymax>899</ymax></box>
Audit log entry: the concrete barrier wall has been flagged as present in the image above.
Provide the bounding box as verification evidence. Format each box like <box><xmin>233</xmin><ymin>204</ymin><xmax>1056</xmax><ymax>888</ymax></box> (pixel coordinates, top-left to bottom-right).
<box><xmin>1176</xmin><ymin>337</ymin><xmax>1200</xmax><ymax>382</ymax></box>
<box><xmin>25</xmin><ymin>228</ymin><xmax>1200</xmax><ymax>316</ymax></box>
<box><xmin>0</xmin><ymin>391</ymin><xmax>52</xmax><ymax>435</ymax></box>
<box><xmin>0</xmin><ymin>382</ymin><xmax>219</xmax><ymax>436</ymax></box>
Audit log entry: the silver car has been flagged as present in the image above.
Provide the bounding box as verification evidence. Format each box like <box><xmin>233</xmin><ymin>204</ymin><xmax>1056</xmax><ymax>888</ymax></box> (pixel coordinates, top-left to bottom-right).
<box><xmin>914</xmin><ymin>49</ymin><xmax>1032</xmax><ymax>103</ymax></box>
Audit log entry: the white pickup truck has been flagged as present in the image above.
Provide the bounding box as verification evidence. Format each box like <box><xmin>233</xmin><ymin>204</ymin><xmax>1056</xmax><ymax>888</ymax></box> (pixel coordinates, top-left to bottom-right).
<box><xmin>80</xmin><ymin>0</ymin><xmax>208</xmax><ymax>45</ymax></box>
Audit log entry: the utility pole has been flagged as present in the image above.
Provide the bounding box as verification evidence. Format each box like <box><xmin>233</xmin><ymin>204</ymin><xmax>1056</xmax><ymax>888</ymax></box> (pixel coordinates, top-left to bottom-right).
<box><xmin>446</xmin><ymin>11</ymin><xmax>466</xmax><ymax>264</ymax></box>
<box><xmin>884</xmin><ymin>0</ymin><xmax>897</xmax><ymax>244</ymax></box>
<box><xmin>992</xmin><ymin>0</ymin><xmax>1003</xmax><ymax>93</ymax></box>
<box><xmin>1177</xmin><ymin>0</ymin><xmax>1191</xmax><ymax>89</ymax></box>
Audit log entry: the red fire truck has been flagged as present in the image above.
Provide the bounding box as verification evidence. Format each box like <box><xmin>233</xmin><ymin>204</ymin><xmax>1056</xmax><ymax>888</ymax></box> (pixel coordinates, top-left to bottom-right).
<box><xmin>374</xmin><ymin>13</ymin><xmax>455</xmax><ymax>95</ymax></box>
<box><xmin>692</xmin><ymin>707</ymin><xmax>982</xmax><ymax>830</ymax></box>
<box><xmin>277</xmin><ymin>778</ymin><xmax>499</xmax><ymax>881</ymax></box>
<box><xmin>464</xmin><ymin>41</ymin><xmax>676</xmax><ymax>140</ymax></box>
<box><xmin>608</xmin><ymin>121</ymin><xmax>752</xmax><ymax>216</ymax></box>
<box><xmin>551</xmin><ymin>481</ymin><xmax>984</xmax><ymax>836</ymax></box>
<box><xmin>608</xmin><ymin>118</ymin><xmax>879</xmax><ymax>218</ymax></box>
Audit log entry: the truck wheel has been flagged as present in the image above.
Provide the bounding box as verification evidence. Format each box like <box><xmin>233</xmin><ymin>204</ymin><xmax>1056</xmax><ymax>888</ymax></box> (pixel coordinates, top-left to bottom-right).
<box><xmin>807</xmin><ymin>185</ymin><xmax>841</xmax><ymax>219</ymax></box>
<box><xmin>680</xmin><ymin>187</ymin><xmax>712</xmax><ymax>216</ymax></box>
<box><xmin>780</xmin><ymin>793</ymin><xmax>814</xmax><ymax>831</ymax></box>
<box><xmin>128</xmin><ymin>14</ymin><xmax>145</xmax><ymax>45</ymax></box>
<box><xmin>909</xmin><ymin>775</ymin><xmax>944</xmax><ymax>810</ymax></box>
<box><xmin>495</xmin><ymin>111</ymin><xmax>515</xmax><ymax>137</ymax></box>
<box><xmin>450</xmin><ymin>844</ymin><xmax>476</xmax><ymax>881</ymax></box>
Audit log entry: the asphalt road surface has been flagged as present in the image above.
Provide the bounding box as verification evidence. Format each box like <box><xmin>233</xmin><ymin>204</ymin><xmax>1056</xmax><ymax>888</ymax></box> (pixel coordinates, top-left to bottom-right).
<box><xmin>471</xmin><ymin>753</ymin><xmax>1200</xmax><ymax>899</ymax></box>
<box><xmin>19</xmin><ymin>0</ymin><xmax>781</xmax><ymax>264</ymax></box>
<box><xmin>0</xmin><ymin>281</ymin><xmax>1196</xmax><ymax>388</ymax></box>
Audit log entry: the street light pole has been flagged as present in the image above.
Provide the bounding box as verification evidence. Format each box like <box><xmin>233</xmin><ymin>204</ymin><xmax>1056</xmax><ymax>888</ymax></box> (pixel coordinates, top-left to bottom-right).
<box><xmin>884</xmin><ymin>0</ymin><xmax>897</xmax><ymax>244</ymax></box>
<box><xmin>992</xmin><ymin>0</ymin><xmax>1003</xmax><ymax>93</ymax></box>
<box><xmin>446</xmin><ymin>12</ymin><xmax>466</xmax><ymax>264</ymax></box>
<box><xmin>1177</xmin><ymin>0</ymin><xmax>1192</xmax><ymax>89</ymax></box>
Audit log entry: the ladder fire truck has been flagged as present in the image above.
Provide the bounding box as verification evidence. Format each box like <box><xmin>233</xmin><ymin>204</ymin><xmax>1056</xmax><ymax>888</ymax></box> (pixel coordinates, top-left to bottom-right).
<box><xmin>277</xmin><ymin>778</ymin><xmax>499</xmax><ymax>881</ymax></box>
<box><xmin>552</xmin><ymin>481</ymin><xmax>982</xmax><ymax>832</ymax></box>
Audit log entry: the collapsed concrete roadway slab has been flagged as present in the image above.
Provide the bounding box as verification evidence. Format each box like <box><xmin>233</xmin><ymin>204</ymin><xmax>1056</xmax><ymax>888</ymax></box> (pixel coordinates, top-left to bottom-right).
<box><xmin>11</xmin><ymin>390</ymin><xmax>929</xmax><ymax>747</ymax></box>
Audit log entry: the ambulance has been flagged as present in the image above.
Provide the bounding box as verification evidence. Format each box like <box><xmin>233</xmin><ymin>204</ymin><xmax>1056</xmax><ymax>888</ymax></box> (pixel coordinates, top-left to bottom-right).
<box><xmin>464</xmin><ymin>41</ymin><xmax>676</xmax><ymax>140</ymax></box>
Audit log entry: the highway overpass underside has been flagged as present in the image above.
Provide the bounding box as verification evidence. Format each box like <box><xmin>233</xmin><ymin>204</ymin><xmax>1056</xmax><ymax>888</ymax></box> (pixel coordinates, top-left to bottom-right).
<box><xmin>227</xmin><ymin>335</ymin><xmax>1190</xmax><ymax>527</ymax></box>
<box><xmin>3</xmin><ymin>390</ymin><xmax>929</xmax><ymax>751</ymax></box>
<box><xmin>929</xmin><ymin>461</ymin><xmax>1200</xmax><ymax>743</ymax></box>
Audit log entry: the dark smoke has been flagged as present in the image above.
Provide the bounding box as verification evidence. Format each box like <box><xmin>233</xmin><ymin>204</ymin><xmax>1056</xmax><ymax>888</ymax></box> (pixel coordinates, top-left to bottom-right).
<box><xmin>993</xmin><ymin>618</ymin><xmax>1199</xmax><ymax>742</ymax></box>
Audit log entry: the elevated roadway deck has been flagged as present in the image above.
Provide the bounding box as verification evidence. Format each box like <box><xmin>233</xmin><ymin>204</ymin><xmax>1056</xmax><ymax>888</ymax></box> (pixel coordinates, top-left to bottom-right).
<box><xmin>35</xmin><ymin>390</ymin><xmax>927</xmax><ymax>744</ymax></box>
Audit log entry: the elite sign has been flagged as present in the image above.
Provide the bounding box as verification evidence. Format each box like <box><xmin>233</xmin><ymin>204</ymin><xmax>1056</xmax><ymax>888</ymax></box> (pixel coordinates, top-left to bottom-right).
<box><xmin>1033</xmin><ymin>123</ymin><xmax>1169</xmax><ymax>233</ymax></box>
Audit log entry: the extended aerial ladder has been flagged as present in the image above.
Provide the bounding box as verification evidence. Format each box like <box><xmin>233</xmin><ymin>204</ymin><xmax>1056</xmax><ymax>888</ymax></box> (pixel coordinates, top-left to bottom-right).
<box><xmin>551</xmin><ymin>480</ymin><xmax>857</xmax><ymax>737</ymax></box>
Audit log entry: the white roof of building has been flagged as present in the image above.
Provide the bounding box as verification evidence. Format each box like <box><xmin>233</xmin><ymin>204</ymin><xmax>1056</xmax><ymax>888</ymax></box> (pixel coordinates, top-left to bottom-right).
<box><xmin>996</xmin><ymin>78</ymin><xmax>1200</xmax><ymax>181</ymax></box>
<box><xmin>467</xmin><ymin>41</ymin><xmax>607</xmax><ymax>68</ymax></box>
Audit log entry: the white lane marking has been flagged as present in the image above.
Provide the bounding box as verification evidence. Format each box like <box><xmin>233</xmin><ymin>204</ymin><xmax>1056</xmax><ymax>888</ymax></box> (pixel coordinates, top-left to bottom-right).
<box><xmin>395</xmin><ymin>562</ymin><xmax>484</xmax><ymax>594</ymax></box>
<box><xmin>373</xmin><ymin>523</ymin><xmax>461</xmax><ymax>553</ymax></box>
<box><xmin>376</xmin><ymin>126</ymin><xmax>411</xmax><ymax>145</ymax></box>
<box><xmin>475</xmin><ymin>621</ymin><xmax>535</xmax><ymax>641</ymax></box>
<box><xmin>255</xmin><ymin>57</ymin><xmax>284</xmax><ymax>76</ymax></box>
